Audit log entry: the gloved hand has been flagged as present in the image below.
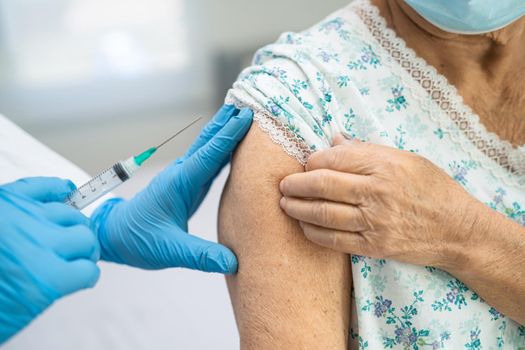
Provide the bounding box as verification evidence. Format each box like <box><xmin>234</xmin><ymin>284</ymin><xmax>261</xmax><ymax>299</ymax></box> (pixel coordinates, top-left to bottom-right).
<box><xmin>92</xmin><ymin>105</ymin><xmax>252</xmax><ymax>273</ymax></box>
<box><xmin>0</xmin><ymin>177</ymin><xmax>100</xmax><ymax>344</ymax></box>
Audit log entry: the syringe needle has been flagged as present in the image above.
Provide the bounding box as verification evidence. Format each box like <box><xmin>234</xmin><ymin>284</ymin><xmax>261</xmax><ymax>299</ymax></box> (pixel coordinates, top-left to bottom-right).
<box><xmin>66</xmin><ymin>116</ymin><xmax>203</xmax><ymax>210</ymax></box>
<box><xmin>156</xmin><ymin>116</ymin><xmax>203</xmax><ymax>149</ymax></box>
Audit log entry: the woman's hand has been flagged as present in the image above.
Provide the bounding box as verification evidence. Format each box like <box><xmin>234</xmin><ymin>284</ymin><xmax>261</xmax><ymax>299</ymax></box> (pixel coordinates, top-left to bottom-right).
<box><xmin>279</xmin><ymin>135</ymin><xmax>489</xmax><ymax>270</ymax></box>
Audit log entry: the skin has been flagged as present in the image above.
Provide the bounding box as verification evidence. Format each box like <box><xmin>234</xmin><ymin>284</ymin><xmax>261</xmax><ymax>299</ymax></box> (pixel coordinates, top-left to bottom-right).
<box><xmin>281</xmin><ymin>135</ymin><xmax>525</xmax><ymax>324</ymax></box>
<box><xmin>376</xmin><ymin>0</ymin><xmax>525</xmax><ymax>145</ymax></box>
<box><xmin>219</xmin><ymin>126</ymin><xmax>350</xmax><ymax>349</ymax></box>
<box><xmin>279</xmin><ymin>1</ymin><xmax>525</xmax><ymax>325</ymax></box>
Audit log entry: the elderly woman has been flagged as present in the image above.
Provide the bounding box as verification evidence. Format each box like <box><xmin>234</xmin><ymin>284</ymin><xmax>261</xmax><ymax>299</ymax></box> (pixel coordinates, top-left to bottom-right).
<box><xmin>219</xmin><ymin>0</ymin><xmax>525</xmax><ymax>348</ymax></box>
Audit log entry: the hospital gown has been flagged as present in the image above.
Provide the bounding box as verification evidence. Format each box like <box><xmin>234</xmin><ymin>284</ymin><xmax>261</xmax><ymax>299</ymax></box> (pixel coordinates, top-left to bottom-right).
<box><xmin>226</xmin><ymin>0</ymin><xmax>525</xmax><ymax>348</ymax></box>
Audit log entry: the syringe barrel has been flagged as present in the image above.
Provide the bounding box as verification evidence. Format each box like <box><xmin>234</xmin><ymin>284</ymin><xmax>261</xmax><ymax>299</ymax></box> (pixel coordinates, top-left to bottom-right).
<box><xmin>65</xmin><ymin>157</ymin><xmax>139</xmax><ymax>210</ymax></box>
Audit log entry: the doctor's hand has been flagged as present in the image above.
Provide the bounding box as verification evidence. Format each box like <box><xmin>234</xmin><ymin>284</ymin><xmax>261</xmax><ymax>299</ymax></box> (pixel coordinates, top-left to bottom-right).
<box><xmin>92</xmin><ymin>105</ymin><xmax>252</xmax><ymax>273</ymax></box>
<box><xmin>0</xmin><ymin>177</ymin><xmax>100</xmax><ymax>344</ymax></box>
<box><xmin>279</xmin><ymin>135</ymin><xmax>487</xmax><ymax>270</ymax></box>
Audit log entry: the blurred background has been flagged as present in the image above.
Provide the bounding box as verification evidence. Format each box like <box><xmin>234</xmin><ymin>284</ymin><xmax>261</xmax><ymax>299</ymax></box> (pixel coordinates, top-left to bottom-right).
<box><xmin>0</xmin><ymin>0</ymin><xmax>349</xmax><ymax>349</ymax></box>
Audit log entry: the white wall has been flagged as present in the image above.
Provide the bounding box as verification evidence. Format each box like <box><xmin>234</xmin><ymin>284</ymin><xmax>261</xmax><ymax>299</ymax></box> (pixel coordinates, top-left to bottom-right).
<box><xmin>11</xmin><ymin>0</ymin><xmax>350</xmax><ymax>176</ymax></box>
<box><xmin>204</xmin><ymin>0</ymin><xmax>349</xmax><ymax>51</ymax></box>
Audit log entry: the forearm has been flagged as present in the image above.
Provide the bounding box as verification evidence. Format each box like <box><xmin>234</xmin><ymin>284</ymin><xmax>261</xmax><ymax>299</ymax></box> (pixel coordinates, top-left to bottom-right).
<box><xmin>443</xmin><ymin>200</ymin><xmax>525</xmax><ymax>325</ymax></box>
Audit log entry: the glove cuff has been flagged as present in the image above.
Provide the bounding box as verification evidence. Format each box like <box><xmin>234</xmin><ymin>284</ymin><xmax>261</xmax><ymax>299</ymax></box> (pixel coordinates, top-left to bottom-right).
<box><xmin>91</xmin><ymin>198</ymin><xmax>125</xmax><ymax>262</ymax></box>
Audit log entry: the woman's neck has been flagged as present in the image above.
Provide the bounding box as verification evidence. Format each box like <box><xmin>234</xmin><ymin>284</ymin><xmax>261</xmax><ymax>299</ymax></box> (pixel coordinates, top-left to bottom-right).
<box><xmin>374</xmin><ymin>0</ymin><xmax>525</xmax><ymax>85</ymax></box>
<box><xmin>371</xmin><ymin>0</ymin><xmax>525</xmax><ymax>146</ymax></box>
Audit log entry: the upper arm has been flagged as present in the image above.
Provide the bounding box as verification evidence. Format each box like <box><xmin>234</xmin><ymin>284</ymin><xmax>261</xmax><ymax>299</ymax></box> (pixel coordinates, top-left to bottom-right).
<box><xmin>219</xmin><ymin>125</ymin><xmax>351</xmax><ymax>349</ymax></box>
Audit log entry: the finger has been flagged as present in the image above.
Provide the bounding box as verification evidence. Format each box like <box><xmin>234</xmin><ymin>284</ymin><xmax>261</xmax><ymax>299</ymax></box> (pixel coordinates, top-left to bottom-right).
<box><xmin>300</xmin><ymin>222</ymin><xmax>367</xmax><ymax>255</ymax></box>
<box><xmin>10</xmin><ymin>240</ymin><xmax>99</xmax><ymax>296</ymax></box>
<box><xmin>280</xmin><ymin>197</ymin><xmax>368</xmax><ymax>232</ymax></box>
<box><xmin>183</xmin><ymin>108</ymin><xmax>252</xmax><ymax>189</ymax></box>
<box><xmin>35</xmin><ymin>224</ymin><xmax>99</xmax><ymax>261</ymax></box>
<box><xmin>185</xmin><ymin>234</ymin><xmax>239</xmax><ymax>274</ymax></box>
<box><xmin>53</xmin><ymin>225</ymin><xmax>100</xmax><ymax>261</ymax></box>
<box><xmin>154</xmin><ymin>231</ymin><xmax>238</xmax><ymax>274</ymax></box>
<box><xmin>333</xmin><ymin>133</ymin><xmax>360</xmax><ymax>146</ymax></box>
<box><xmin>2</xmin><ymin>177</ymin><xmax>76</xmax><ymax>203</ymax></box>
<box><xmin>188</xmin><ymin>178</ymin><xmax>214</xmax><ymax>217</ymax></box>
<box><xmin>52</xmin><ymin>259</ymin><xmax>101</xmax><ymax>295</ymax></box>
<box><xmin>40</xmin><ymin>202</ymin><xmax>91</xmax><ymax>227</ymax></box>
<box><xmin>182</xmin><ymin>104</ymin><xmax>239</xmax><ymax>160</ymax></box>
<box><xmin>306</xmin><ymin>142</ymin><xmax>384</xmax><ymax>174</ymax></box>
<box><xmin>0</xmin><ymin>194</ymin><xmax>98</xmax><ymax>261</ymax></box>
<box><xmin>0</xmin><ymin>190</ymin><xmax>82</xmax><ymax>230</ymax></box>
<box><xmin>280</xmin><ymin>169</ymin><xmax>370</xmax><ymax>204</ymax></box>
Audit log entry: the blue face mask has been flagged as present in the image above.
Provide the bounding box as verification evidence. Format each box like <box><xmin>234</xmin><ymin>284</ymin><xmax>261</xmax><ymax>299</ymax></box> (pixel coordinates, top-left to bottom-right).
<box><xmin>405</xmin><ymin>0</ymin><xmax>525</xmax><ymax>35</ymax></box>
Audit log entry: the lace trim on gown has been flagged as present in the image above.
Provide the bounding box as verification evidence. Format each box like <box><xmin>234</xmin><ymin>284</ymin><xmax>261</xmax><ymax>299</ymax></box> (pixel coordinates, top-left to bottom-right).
<box><xmin>225</xmin><ymin>93</ymin><xmax>312</xmax><ymax>165</ymax></box>
<box><xmin>353</xmin><ymin>0</ymin><xmax>525</xmax><ymax>187</ymax></box>
<box><xmin>228</xmin><ymin>0</ymin><xmax>525</xmax><ymax>187</ymax></box>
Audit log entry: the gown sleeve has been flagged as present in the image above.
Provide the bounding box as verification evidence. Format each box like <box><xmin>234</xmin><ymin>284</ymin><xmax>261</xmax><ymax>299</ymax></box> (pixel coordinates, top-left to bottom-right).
<box><xmin>225</xmin><ymin>28</ymin><xmax>372</xmax><ymax>165</ymax></box>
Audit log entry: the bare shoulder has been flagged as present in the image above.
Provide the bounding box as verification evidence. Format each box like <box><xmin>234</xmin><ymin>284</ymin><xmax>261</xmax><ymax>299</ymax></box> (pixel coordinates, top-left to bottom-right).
<box><xmin>219</xmin><ymin>124</ymin><xmax>350</xmax><ymax>349</ymax></box>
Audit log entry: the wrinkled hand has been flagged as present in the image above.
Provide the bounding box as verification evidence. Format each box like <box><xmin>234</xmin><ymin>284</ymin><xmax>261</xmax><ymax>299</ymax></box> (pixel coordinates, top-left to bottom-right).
<box><xmin>0</xmin><ymin>177</ymin><xmax>100</xmax><ymax>344</ymax></box>
<box><xmin>279</xmin><ymin>135</ymin><xmax>483</xmax><ymax>269</ymax></box>
<box><xmin>92</xmin><ymin>105</ymin><xmax>252</xmax><ymax>273</ymax></box>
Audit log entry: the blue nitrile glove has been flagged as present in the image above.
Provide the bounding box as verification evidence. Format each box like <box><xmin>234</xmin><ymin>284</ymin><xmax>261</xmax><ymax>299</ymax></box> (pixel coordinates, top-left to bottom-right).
<box><xmin>0</xmin><ymin>177</ymin><xmax>100</xmax><ymax>344</ymax></box>
<box><xmin>92</xmin><ymin>105</ymin><xmax>252</xmax><ymax>273</ymax></box>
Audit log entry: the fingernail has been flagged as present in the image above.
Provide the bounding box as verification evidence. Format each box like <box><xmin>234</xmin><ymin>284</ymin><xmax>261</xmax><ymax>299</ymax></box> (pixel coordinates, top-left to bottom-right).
<box><xmin>279</xmin><ymin>196</ymin><xmax>286</xmax><ymax>208</ymax></box>
<box><xmin>279</xmin><ymin>179</ymin><xmax>286</xmax><ymax>193</ymax></box>
<box><xmin>215</xmin><ymin>105</ymin><xmax>236</xmax><ymax>123</ymax></box>
<box><xmin>238</xmin><ymin>108</ymin><xmax>253</xmax><ymax>119</ymax></box>
<box><xmin>222</xmin><ymin>250</ymin><xmax>239</xmax><ymax>274</ymax></box>
<box><xmin>228</xmin><ymin>112</ymin><xmax>253</xmax><ymax>139</ymax></box>
<box><xmin>206</xmin><ymin>245</ymin><xmax>238</xmax><ymax>274</ymax></box>
<box><xmin>222</xmin><ymin>254</ymin><xmax>238</xmax><ymax>275</ymax></box>
<box><xmin>333</xmin><ymin>133</ymin><xmax>348</xmax><ymax>145</ymax></box>
<box><xmin>65</xmin><ymin>179</ymin><xmax>77</xmax><ymax>191</ymax></box>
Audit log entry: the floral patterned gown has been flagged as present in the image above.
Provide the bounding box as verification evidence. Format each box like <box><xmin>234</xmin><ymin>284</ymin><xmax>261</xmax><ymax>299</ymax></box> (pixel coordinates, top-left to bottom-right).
<box><xmin>225</xmin><ymin>0</ymin><xmax>525</xmax><ymax>348</ymax></box>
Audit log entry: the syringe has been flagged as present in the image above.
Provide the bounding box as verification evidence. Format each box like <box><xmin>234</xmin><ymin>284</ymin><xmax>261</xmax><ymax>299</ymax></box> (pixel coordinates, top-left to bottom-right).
<box><xmin>65</xmin><ymin>117</ymin><xmax>202</xmax><ymax>210</ymax></box>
